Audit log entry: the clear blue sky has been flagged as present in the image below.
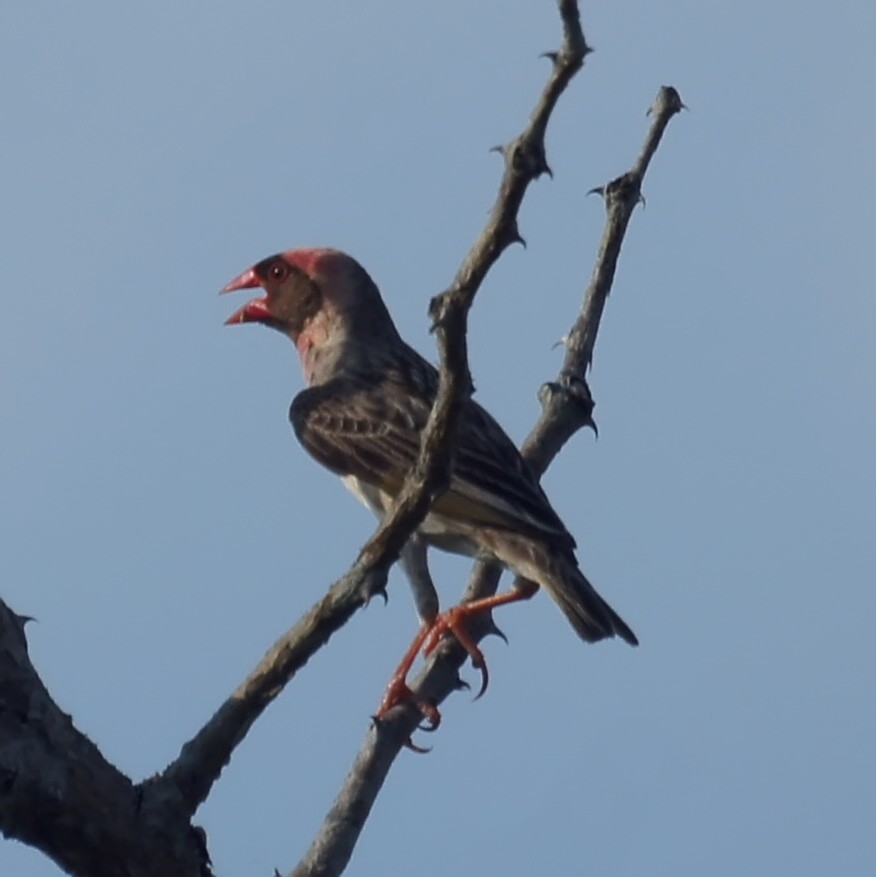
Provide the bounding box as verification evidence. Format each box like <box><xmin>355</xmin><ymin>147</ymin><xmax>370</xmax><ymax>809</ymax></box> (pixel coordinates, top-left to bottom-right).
<box><xmin>2</xmin><ymin>2</ymin><xmax>873</xmax><ymax>875</ymax></box>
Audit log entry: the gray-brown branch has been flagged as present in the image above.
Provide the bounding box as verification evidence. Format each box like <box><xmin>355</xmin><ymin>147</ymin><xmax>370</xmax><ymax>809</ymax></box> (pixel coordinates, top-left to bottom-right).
<box><xmin>0</xmin><ymin>0</ymin><xmax>682</xmax><ymax>870</ymax></box>
<box><xmin>0</xmin><ymin>602</ymin><xmax>211</xmax><ymax>877</ymax></box>
<box><xmin>146</xmin><ymin>0</ymin><xmax>594</xmax><ymax>829</ymax></box>
<box><xmin>0</xmin><ymin>4</ymin><xmax>593</xmax><ymax>872</ymax></box>
<box><xmin>289</xmin><ymin>83</ymin><xmax>684</xmax><ymax>877</ymax></box>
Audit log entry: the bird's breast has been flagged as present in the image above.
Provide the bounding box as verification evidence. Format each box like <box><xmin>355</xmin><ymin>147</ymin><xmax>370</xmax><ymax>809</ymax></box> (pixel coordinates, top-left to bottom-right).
<box><xmin>340</xmin><ymin>474</ymin><xmax>389</xmax><ymax>517</ymax></box>
<box><xmin>339</xmin><ymin>474</ymin><xmax>483</xmax><ymax>560</ymax></box>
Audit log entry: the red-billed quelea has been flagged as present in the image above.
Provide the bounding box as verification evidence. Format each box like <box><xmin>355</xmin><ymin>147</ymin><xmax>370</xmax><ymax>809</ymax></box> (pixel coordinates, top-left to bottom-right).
<box><xmin>223</xmin><ymin>248</ymin><xmax>637</xmax><ymax>724</ymax></box>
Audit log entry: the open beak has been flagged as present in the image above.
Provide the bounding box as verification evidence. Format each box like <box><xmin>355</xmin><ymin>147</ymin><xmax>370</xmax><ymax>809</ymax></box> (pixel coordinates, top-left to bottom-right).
<box><xmin>221</xmin><ymin>267</ymin><xmax>260</xmax><ymax>293</ymax></box>
<box><xmin>224</xmin><ymin>298</ymin><xmax>272</xmax><ymax>325</ymax></box>
<box><xmin>222</xmin><ymin>266</ymin><xmax>271</xmax><ymax>325</ymax></box>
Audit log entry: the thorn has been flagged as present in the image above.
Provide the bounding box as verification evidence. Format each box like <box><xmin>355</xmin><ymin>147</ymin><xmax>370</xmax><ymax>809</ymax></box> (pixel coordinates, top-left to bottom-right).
<box><xmin>639</xmin><ymin>193</ymin><xmax>647</xmax><ymax>209</ymax></box>
<box><xmin>4</xmin><ymin>608</ymin><xmax>36</xmax><ymax>650</ymax></box>
<box><xmin>455</xmin><ymin>675</ymin><xmax>471</xmax><ymax>693</ymax></box>
<box><xmin>14</xmin><ymin>612</ymin><xmax>36</xmax><ymax>627</ymax></box>
<box><xmin>540</xmin><ymin>50</ymin><xmax>559</xmax><ymax>63</ymax></box>
<box><xmin>490</xmin><ymin>143</ymin><xmax>507</xmax><ymax>156</ymax></box>
<box><xmin>587</xmin><ymin>417</ymin><xmax>599</xmax><ymax>439</ymax></box>
<box><xmin>364</xmin><ymin>583</ymin><xmax>388</xmax><ymax>607</ymax></box>
<box><xmin>552</xmin><ymin>334</ymin><xmax>569</xmax><ymax>351</ymax></box>
<box><xmin>484</xmin><ymin>619</ymin><xmax>509</xmax><ymax>645</ymax></box>
<box><xmin>542</xmin><ymin>160</ymin><xmax>554</xmax><ymax>180</ymax></box>
<box><xmin>509</xmin><ymin>227</ymin><xmax>527</xmax><ymax>248</ymax></box>
<box><xmin>587</xmin><ymin>185</ymin><xmax>606</xmax><ymax>198</ymax></box>
<box><xmin>357</xmin><ymin>564</ymin><xmax>389</xmax><ymax>606</ymax></box>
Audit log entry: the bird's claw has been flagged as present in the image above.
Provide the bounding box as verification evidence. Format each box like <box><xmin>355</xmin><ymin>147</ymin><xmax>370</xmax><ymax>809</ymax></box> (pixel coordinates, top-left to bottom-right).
<box><xmin>418</xmin><ymin>711</ymin><xmax>441</xmax><ymax>733</ymax></box>
<box><xmin>374</xmin><ymin>606</ymin><xmax>493</xmax><ymax>751</ymax></box>
<box><xmin>375</xmin><ymin>679</ymin><xmax>442</xmax><ymax>733</ymax></box>
<box><xmin>371</xmin><ymin>709</ymin><xmax>434</xmax><ymax>754</ymax></box>
<box><xmin>473</xmin><ymin>659</ymin><xmax>489</xmax><ymax>701</ymax></box>
<box><xmin>421</xmin><ymin>606</ymin><xmax>491</xmax><ymax>702</ymax></box>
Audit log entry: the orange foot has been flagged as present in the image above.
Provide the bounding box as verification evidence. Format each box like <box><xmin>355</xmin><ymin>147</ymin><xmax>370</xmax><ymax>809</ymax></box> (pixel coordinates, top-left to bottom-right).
<box><xmin>415</xmin><ymin>581</ymin><xmax>538</xmax><ymax>707</ymax></box>
<box><xmin>421</xmin><ymin>604</ymin><xmax>489</xmax><ymax>699</ymax></box>
<box><xmin>373</xmin><ymin>624</ymin><xmax>440</xmax><ymax>752</ymax></box>
<box><xmin>374</xmin><ymin>624</ymin><xmax>439</xmax><ymax>718</ymax></box>
<box><xmin>373</xmin><ymin>606</ymin><xmax>493</xmax><ymax>751</ymax></box>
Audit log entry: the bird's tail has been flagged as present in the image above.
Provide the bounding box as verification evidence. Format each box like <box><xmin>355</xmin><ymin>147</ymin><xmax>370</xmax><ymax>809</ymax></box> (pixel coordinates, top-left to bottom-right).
<box><xmin>541</xmin><ymin>554</ymin><xmax>638</xmax><ymax>646</ymax></box>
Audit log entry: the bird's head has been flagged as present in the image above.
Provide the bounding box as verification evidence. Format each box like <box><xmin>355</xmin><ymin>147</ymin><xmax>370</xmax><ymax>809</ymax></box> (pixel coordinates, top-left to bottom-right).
<box><xmin>223</xmin><ymin>247</ymin><xmax>399</xmax><ymax>382</ymax></box>
<box><xmin>223</xmin><ymin>248</ymin><xmax>327</xmax><ymax>337</ymax></box>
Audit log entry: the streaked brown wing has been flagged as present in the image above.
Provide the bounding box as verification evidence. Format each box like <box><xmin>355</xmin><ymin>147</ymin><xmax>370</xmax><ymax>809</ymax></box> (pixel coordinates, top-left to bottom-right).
<box><xmin>450</xmin><ymin>401</ymin><xmax>572</xmax><ymax>543</ymax></box>
<box><xmin>289</xmin><ymin>377</ymin><xmax>422</xmax><ymax>497</ymax></box>
<box><xmin>289</xmin><ymin>374</ymin><xmax>573</xmax><ymax>545</ymax></box>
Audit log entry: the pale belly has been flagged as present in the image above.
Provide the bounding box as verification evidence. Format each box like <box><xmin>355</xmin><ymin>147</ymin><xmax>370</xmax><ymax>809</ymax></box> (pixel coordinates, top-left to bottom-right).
<box><xmin>340</xmin><ymin>474</ymin><xmax>481</xmax><ymax>559</ymax></box>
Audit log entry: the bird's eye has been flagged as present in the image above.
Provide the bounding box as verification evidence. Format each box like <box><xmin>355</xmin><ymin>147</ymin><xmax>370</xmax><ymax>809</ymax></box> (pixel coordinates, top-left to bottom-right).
<box><xmin>269</xmin><ymin>263</ymin><xmax>288</xmax><ymax>281</ymax></box>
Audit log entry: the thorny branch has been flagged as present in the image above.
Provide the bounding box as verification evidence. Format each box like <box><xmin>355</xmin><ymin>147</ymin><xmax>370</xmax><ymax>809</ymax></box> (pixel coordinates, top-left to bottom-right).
<box><xmin>0</xmin><ymin>603</ymin><xmax>211</xmax><ymax>877</ymax></box>
<box><xmin>147</xmin><ymin>0</ymin><xmax>598</xmax><ymax>826</ymax></box>
<box><xmin>0</xmin><ymin>0</ymin><xmax>684</xmax><ymax>873</ymax></box>
<box><xmin>290</xmin><ymin>84</ymin><xmax>684</xmax><ymax>877</ymax></box>
<box><xmin>285</xmin><ymin>19</ymin><xmax>683</xmax><ymax>877</ymax></box>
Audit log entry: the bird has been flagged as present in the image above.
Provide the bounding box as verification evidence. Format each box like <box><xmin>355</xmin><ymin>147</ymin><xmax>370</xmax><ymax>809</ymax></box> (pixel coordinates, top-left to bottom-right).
<box><xmin>223</xmin><ymin>247</ymin><xmax>637</xmax><ymax>726</ymax></box>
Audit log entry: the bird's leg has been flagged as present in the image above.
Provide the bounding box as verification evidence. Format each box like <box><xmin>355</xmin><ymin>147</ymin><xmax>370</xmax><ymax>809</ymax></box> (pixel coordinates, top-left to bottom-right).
<box><xmin>374</xmin><ymin>623</ymin><xmax>441</xmax><ymax>732</ymax></box>
<box><xmin>376</xmin><ymin>579</ymin><xmax>539</xmax><ymax>738</ymax></box>
<box><xmin>374</xmin><ymin>536</ymin><xmax>442</xmax><ymax>734</ymax></box>
<box><xmin>421</xmin><ymin>579</ymin><xmax>539</xmax><ymax>698</ymax></box>
<box><xmin>399</xmin><ymin>535</ymin><xmax>439</xmax><ymax>622</ymax></box>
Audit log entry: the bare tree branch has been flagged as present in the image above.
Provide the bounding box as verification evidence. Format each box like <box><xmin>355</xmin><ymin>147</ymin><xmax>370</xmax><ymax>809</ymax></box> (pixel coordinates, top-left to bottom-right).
<box><xmin>573</xmin><ymin>86</ymin><xmax>687</xmax><ymax>377</ymax></box>
<box><xmin>146</xmin><ymin>307</ymin><xmax>469</xmax><ymax>818</ymax></box>
<box><xmin>0</xmin><ymin>601</ymin><xmax>210</xmax><ymax>877</ymax></box>
<box><xmin>0</xmin><ymin>0</ymin><xmax>683</xmax><ymax>868</ymax></box>
<box><xmin>432</xmin><ymin>0</ymin><xmax>589</xmax><ymax>317</ymax></box>
<box><xmin>290</xmin><ymin>82</ymin><xmax>685</xmax><ymax>877</ymax></box>
<box><xmin>146</xmin><ymin>0</ymin><xmax>597</xmax><ymax>831</ymax></box>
